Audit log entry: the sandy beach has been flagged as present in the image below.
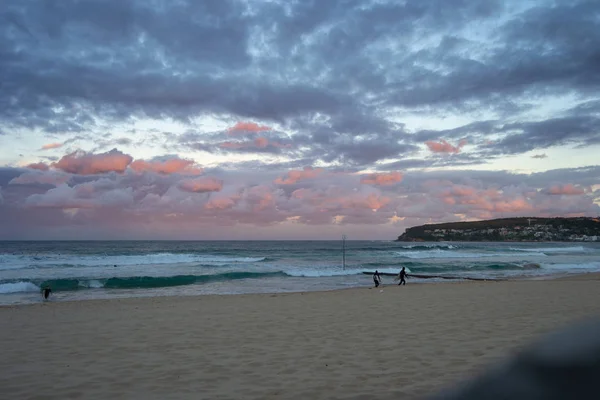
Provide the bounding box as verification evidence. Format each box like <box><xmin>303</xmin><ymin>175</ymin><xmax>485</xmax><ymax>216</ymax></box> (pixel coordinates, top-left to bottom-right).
<box><xmin>2</xmin><ymin>274</ymin><xmax>600</xmax><ymax>400</ymax></box>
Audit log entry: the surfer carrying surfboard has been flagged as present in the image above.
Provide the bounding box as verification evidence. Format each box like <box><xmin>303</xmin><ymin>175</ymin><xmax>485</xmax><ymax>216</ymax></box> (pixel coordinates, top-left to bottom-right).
<box><xmin>373</xmin><ymin>270</ymin><xmax>382</xmax><ymax>287</ymax></box>
<box><xmin>396</xmin><ymin>267</ymin><xmax>407</xmax><ymax>286</ymax></box>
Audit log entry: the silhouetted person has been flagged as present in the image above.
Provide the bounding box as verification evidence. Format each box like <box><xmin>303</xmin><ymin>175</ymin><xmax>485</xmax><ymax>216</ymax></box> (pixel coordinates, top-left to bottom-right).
<box><xmin>373</xmin><ymin>270</ymin><xmax>382</xmax><ymax>288</ymax></box>
<box><xmin>42</xmin><ymin>287</ymin><xmax>51</xmax><ymax>300</ymax></box>
<box><xmin>398</xmin><ymin>267</ymin><xmax>407</xmax><ymax>286</ymax></box>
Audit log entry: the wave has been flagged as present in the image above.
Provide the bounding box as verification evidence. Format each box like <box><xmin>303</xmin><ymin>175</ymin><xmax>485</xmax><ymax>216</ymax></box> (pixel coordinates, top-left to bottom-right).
<box><xmin>0</xmin><ymin>253</ymin><xmax>267</xmax><ymax>270</ymax></box>
<box><xmin>399</xmin><ymin>244</ymin><xmax>459</xmax><ymax>250</ymax></box>
<box><xmin>0</xmin><ymin>281</ymin><xmax>40</xmax><ymax>294</ymax></box>
<box><xmin>0</xmin><ymin>266</ymin><xmax>408</xmax><ymax>293</ymax></box>
<box><xmin>0</xmin><ymin>271</ymin><xmax>287</xmax><ymax>293</ymax></box>
<box><xmin>393</xmin><ymin>249</ymin><xmax>534</xmax><ymax>259</ymax></box>
<box><xmin>508</xmin><ymin>246</ymin><xmax>586</xmax><ymax>253</ymax></box>
<box><xmin>540</xmin><ymin>262</ymin><xmax>600</xmax><ymax>271</ymax></box>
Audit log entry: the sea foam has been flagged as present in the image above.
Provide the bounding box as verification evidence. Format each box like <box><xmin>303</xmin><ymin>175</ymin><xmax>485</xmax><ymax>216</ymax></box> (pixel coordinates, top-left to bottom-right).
<box><xmin>0</xmin><ymin>281</ymin><xmax>40</xmax><ymax>294</ymax></box>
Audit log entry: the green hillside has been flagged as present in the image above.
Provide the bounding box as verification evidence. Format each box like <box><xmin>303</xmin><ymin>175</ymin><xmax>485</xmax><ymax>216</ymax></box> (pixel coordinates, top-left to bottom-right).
<box><xmin>396</xmin><ymin>217</ymin><xmax>600</xmax><ymax>242</ymax></box>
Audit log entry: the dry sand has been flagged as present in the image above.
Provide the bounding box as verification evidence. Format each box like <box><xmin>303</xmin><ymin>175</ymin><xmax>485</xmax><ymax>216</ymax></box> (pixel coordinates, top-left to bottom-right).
<box><xmin>2</xmin><ymin>274</ymin><xmax>600</xmax><ymax>400</ymax></box>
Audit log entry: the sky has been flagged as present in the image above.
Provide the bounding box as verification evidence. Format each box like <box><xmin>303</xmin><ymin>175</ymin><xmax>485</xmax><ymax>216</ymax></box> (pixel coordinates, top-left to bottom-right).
<box><xmin>0</xmin><ymin>0</ymin><xmax>599</xmax><ymax>240</ymax></box>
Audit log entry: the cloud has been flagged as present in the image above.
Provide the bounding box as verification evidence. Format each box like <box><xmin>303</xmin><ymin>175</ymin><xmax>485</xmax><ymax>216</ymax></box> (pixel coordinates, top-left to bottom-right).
<box><xmin>40</xmin><ymin>142</ymin><xmax>63</xmax><ymax>150</ymax></box>
<box><xmin>1</xmin><ymin>0</ymin><xmax>597</xmax><ymax>171</ymax></box>
<box><xmin>228</xmin><ymin>122</ymin><xmax>271</xmax><ymax>134</ymax></box>
<box><xmin>274</xmin><ymin>167</ymin><xmax>324</xmax><ymax>185</ymax></box>
<box><xmin>360</xmin><ymin>171</ymin><xmax>403</xmax><ymax>186</ymax></box>
<box><xmin>129</xmin><ymin>156</ymin><xmax>203</xmax><ymax>175</ymax></box>
<box><xmin>26</xmin><ymin>162</ymin><xmax>50</xmax><ymax>171</ymax></box>
<box><xmin>217</xmin><ymin>137</ymin><xmax>289</xmax><ymax>152</ymax></box>
<box><xmin>531</xmin><ymin>154</ymin><xmax>548</xmax><ymax>159</ymax></box>
<box><xmin>425</xmin><ymin>139</ymin><xmax>467</xmax><ymax>154</ymax></box>
<box><xmin>52</xmin><ymin>149</ymin><xmax>133</xmax><ymax>175</ymax></box>
<box><xmin>205</xmin><ymin>197</ymin><xmax>237</xmax><ymax>210</ymax></box>
<box><xmin>0</xmin><ymin>163</ymin><xmax>599</xmax><ymax>239</ymax></box>
<box><xmin>9</xmin><ymin>171</ymin><xmax>70</xmax><ymax>186</ymax></box>
<box><xmin>546</xmin><ymin>184</ymin><xmax>585</xmax><ymax>195</ymax></box>
<box><xmin>178</xmin><ymin>177</ymin><xmax>223</xmax><ymax>193</ymax></box>
<box><xmin>25</xmin><ymin>184</ymin><xmax>134</xmax><ymax>209</ymax></box>
<box><xmin>1</xmin><ymin>1</ymin><xmax>600</xmax><ymax>238</ymax></box>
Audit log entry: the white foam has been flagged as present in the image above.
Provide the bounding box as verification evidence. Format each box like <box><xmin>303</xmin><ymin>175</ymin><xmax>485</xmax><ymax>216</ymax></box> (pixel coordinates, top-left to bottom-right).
<box><xmin>541</xmin><ymin>262</ymin><xmax>600</xmax><ymax>271</ymax></box>
<box><xmin>509</xmin><ymin>246</ymin><xmax>586</xmax><ymax>253</ymax></box>
<box><xmin>393</xmin><ymin>249</ymin><xmax>529</xmax><ymax>259</ymax></box>
<box><xmin>0</xmin><ymin>281</ymin><xmax>40</xmax><ymax>294</ymax></box>
<box><xmin>402</xmin><ymin>243</ymin><xmax>458</xmax><ymax>249</ymax></box>
<box><xmin>0</xmin><ymin>253</ymin><xmax>266</xmax><ymax>270</ymax></box>
<box><xmin>85</xmin><ymin>280</ymin><xmax>104</xmax><ymax>288</ymax></box>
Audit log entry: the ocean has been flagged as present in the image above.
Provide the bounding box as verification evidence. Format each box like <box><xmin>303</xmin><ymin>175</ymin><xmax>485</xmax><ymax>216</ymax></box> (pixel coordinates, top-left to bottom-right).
<box><xmin>1</xmin><ymin>240</ymin><xmax>600</xmax><ymax>305</ymax></box>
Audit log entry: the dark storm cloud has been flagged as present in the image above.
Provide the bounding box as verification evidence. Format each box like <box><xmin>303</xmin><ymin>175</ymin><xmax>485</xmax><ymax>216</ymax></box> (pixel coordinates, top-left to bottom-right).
<box><xmin>1</xmin><ymin>0</ymin><xmax>599</xmax><ymax>167</ymax></box>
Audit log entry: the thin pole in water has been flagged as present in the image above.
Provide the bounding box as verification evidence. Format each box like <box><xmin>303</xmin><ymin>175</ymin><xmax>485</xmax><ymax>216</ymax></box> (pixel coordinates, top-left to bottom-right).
<box><xmin>342</xmin><ymin>234</ymin><xmax>347</xmax><ymax>270</ymax></box>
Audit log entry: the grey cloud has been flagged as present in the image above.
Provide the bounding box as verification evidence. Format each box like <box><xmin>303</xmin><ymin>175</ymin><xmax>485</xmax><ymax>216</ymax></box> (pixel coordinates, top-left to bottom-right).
<box><xmin>0</xmin><ymin>168</ymin><xmax>24</xmax><ymax>186</ymax></box>
<box><xmin>1</xmin><ymin>0</ymin><xmax>599</xmax><ymax>170</ymax></box>
<box><xmin>493</xmin><ymin>116</ymin><xmax>600</xmax><ymax>154</ymax></box>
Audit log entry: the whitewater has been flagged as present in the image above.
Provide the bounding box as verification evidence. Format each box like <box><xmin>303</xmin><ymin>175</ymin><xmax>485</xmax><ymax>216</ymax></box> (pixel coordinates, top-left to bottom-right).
<box><xmin>1</xmin><ymin>241</ymin><xmax>599</xmax><ymax>304</ymax></box>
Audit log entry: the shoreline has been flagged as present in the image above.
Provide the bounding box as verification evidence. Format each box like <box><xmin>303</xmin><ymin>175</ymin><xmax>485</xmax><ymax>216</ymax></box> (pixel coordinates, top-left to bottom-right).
<box><xmin>3</xmin><ymin>271</ymin><xmax>600</xmax><ymax>309</ymax></box>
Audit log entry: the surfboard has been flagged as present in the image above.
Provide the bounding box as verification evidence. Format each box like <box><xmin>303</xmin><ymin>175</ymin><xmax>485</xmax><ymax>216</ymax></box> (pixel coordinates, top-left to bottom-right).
<box><xmin>362</xmin><ymin>271</ymin><xmax>398</xmax><ymax>276</ymax></box>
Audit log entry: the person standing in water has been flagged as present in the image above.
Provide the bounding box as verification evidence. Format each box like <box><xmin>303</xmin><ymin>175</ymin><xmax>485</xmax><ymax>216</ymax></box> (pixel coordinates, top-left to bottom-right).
<box><xmin>373</xmin><ymin>270</ymin><xmax>382</xmax><ymax>288</ymax></box>
<box><xmin>42</xmin><ymin>286</ymin><xmax>52</xmax><ymax>300</ymax></box>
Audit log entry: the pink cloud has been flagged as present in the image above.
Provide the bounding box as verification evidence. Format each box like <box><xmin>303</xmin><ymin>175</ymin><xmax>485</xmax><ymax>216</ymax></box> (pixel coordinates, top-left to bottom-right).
<box><xmin>129</xmin><ymin>157</ymin><xmax>203</xmax><ymax>175</ymax></box>
<box><xmin>53</xmin><ymin>149</ymin><xmax>133</xmax><ymax>175</ymax></box>
<box><xmin>441</xmin><ymin>185</ymin><xmax>477</xmax><ymax>198</ymax></box>
<box><xmin>430</xmin><ymin>184</ymin><xmax>539</xmax><ymax>215</ymax></box>
<box><xmin>26</xmin><ymin>162</ymin><xmax>49</xmax><ymax>171</ymax></box>
<box><xmin>242</xmin><ymin>185</ymin><xmax>277</xmax><ymax>212</ymax></box>
<box><xmin>205</xmin><ymin>197</ymin><xmax>237</xmax><ymax>210</ymax></box>
<box><xmin>493</xmin><ymin>198</ymin><xmax>533</xmax><ymax>213</ymax></box>
<box><xmin>346</xmin><ymin>193</ymin><xmax>391</xmax><ymax>211</ymax></box>
<box><xmin>228</xmin><ymin>121</ymin><xmax>271</xmax><ymax>134</ymax></box>
<box><xmin>254</xmin><ymin>137</ymin><xmax>269</xmax><ymax>148</ymax></box>
<box><xmin>178</xmin><ymin>177</ymin><xmax>223</xmax><ymax>193</ymax></box>
<box><xmin>546</xmin><ymin>184</ymin><xmax>585</xmax><ymax>195</ymax></box>
<box><xmin>290</xmin><ymin>188</ymin><xmax>391</xmax><ymax>212</ymax></box>
<box><xmin>360</xmin><ymin>171</ymin><xmax>403</xmax><ymax>186</ymax></box>
<box><xmin>425</xmin><ymin>139</ymin><xmax>467</xmax><ymax>154</ymax></box>
<box><xmin>40</xmin><ymin>142</ymin><xmax>63</xmax><ymax>150</ymax></box>
<box><xmin>274</xmin><ymin>167</ymin><xmax>324</xmax><ymax>185</ymax></box>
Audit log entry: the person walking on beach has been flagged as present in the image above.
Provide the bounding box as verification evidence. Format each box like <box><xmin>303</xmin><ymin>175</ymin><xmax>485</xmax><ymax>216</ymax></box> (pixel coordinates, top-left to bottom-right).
<box><xmin>397</xmin><ymin>267</ymin><xmax>407</xmax><ymax>286</ymax></box>
<box><xmin>41</xmin><ymin>286</ymin><xmax>52</xmax><ymax>300</ymax></box>
<box><xmin>373</xmin><ymin>270</ymin><xmax>382</xmax><ymax>288</ymax></box>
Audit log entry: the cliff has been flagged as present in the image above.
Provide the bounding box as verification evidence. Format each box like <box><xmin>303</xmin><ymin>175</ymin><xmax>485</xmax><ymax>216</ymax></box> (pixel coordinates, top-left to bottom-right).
<box><xmin>396</xmin><ymin>217</ymin><xmax>600</xmax><ymax>242</ymax></box>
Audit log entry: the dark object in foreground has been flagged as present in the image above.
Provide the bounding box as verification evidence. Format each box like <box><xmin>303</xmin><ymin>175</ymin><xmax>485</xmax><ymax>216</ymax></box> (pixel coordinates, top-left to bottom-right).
<box><xmin>361</xmin><ymin>272</ymin><xmax>500</xmax><ymax>282</ymax></box>
<box><xmin>42</xmin><ymin>287</ymin><xmax>51</xmax><ymax>300</ymax></box>
<box><xmin>429</xmin><ymin>318</ymin><xmax>600</xmax><ymax>400</ymax></box>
